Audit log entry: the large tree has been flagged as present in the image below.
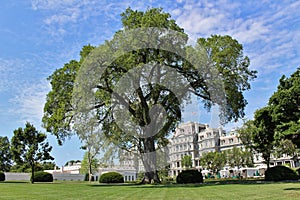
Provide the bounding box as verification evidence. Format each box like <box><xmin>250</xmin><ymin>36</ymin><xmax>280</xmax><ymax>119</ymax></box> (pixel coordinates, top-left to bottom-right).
<box><xmin>239</xmin><ymin>107</ymin><xmax>276</xmax><ymax>169</ymax></box>
<box><xmin>0</xmin><ymin>136</ymin><xmax>12</xmax><ymax>172</ymax></box>
<box><xmin>11</xmin><ymin>122</ymin><xmax>54</xmax><ymax>183</ymax></box>
<box><xmin>43</xmin><ymin>8</ymin><xmax>256</xmax><ymax>183</ymax></box>
<box><xmin>269</xmin><ymin>68</ymin><xmax>300</xmax><ymax>146</ymax></box>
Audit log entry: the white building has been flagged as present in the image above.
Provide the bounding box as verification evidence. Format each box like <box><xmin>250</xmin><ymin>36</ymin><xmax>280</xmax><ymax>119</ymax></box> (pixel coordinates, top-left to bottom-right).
<box><xmin>169</xmin><ymin>122</ymin><xmax>224</xmax><ymax>176</ymax></box>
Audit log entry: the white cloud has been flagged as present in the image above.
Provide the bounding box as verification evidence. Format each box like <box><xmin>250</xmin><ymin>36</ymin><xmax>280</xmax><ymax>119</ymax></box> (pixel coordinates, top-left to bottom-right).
<box><xmin>9</xmin><ymin>80</ymin><xmax>50</xmax><ymax>125</ymax></box>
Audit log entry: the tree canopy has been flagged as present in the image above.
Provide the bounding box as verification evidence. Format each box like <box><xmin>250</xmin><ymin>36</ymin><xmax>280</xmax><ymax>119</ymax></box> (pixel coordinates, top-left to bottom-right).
<box><xmin>11</xmin><ymin>122</ymin><xmax>53</xmax><ymax>183</ymax></box>
<box><xmin>43</xmin><ymin>7</ymin><xmax>256</xmax><ymax>183</ymax></box>
<box><xmin>0</xmin><ymin>136</ymin><xmax>12</xmax><ymax>172</ymax></box>
<box><xmin>269</xmin><ymin>68</ymin><xmax>300</xmax><ymax>146</ymax></box>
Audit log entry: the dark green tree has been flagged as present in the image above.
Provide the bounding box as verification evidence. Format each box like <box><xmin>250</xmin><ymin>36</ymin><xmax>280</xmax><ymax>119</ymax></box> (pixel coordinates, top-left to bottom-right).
<box><xmin>0</xmin><ymin>136</ymin><xmax>12</xmax><ymax>172</ymax></box>
<box><xmin>268</xmin><ymin>68</ymin><xmax>300</xmax><ymax>146</ymax></box>
<box><xmin>43</xmin><ymin>8</ymin><xmax>256</xmax><ymax>183</ymax></box>
<box><xmin>11</xmin><ymin>122</ymin><xmax>54</xmax><ymax>183</ymax></box>
<box><xmin>181</xmin><ymin>155</ymin><xmax>192</xmax><ymax>169</ymax></box>
<box><xmin>239</xmin><ymin>107</ymin><xmax>276</xmax><ymax>169</ymax></box>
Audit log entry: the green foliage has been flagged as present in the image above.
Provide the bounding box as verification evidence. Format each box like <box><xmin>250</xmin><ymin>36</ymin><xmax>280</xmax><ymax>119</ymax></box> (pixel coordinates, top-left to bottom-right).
<box><xmin>176</xmin><ymin>170</ymin><xmax>203</xmax><ymax>184</ymax></box>
<box><xmin>239</xmin><ymin>107</ymin><xmax>276</xmax><ymax>168</ymax></box>
<box><xmin>197</xmin><ymin>35</ymin><xmax>257</xmax><ymax>122</ymax></box>
<box><xmin>99</xmin><ymin>172</ymin><xmax>124</xmax><ymax>183</ymax></box>
<box><xmin>79</xmin><ymin>151</ymin><xmax>99</xmax><ymax>175</ymax></box>
<box><xmin>11</xmin><ymin>122</ymin><xmax>54</xmax><ymax>183</ymax></box>
<box><xmin>269</xmin><ymin>68</ymin><xmax>300</xmax><ymax>147</ymax></box>
<box><xmin>199</xmin><ymin>151</ymin><xmax>226</xmax><ymax>174</ymax></box>
<box><xmin>41</xmin><ymin>162</ymin><xmax>57</xmax><ymax>170</ymax></box>
<box><xmin>181</xmin><ymin>155</ymin><xmax>192</xmax><ymax>169</ymax></box>
<box><xmin>296</xmin><ymin>168</ymin><xmax>300</xmax><ymax>179</ymax></box>
<box><xmin>226</xmin><ymin>147</ymin><xmax>253</xmax><ymax>169</ymax></box>
<box><xmin>265</xmin><ymin>165</ymin><xmax>298</xmax><ymax>181</ymax></box>
<box><xmin>0</xmin><ymin>136</ymin><xmax>12</xmax><ymax>172</ymax></box>
<box><xmin>0</xmin><ymin>171</ymin><xmax>5</xmax><ymax>181</ymax></box>
<box><xmin>64</xmin><ymin>160</ymin><xmax>81</xmax><ymax>166</ymax></box>
<box><xmin>32</xmin><ymin>171</ymin><xmax>53</xmax><ymax>182</ymax></box>
<box><xmin>84</xmin><ymin>173</ymin><xmax>95</xmax><ymax>181</ymax></box>
<box><xmin>43</xmin><ymin>7</ymin><xmax>256</xmax><ymax>183</ymax></box>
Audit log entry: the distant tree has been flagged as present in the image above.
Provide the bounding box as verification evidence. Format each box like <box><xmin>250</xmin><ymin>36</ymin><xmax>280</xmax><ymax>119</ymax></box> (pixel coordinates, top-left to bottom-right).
<box><xmin>0</xmin><ymin>136</ymin><xmax>12</xmax><ymax>172</ymax></box>
<box><xmin>41</xmin><ymin>162</ymin><xmax>57</xmax><ymax>170</ymax></box>
<box><xmin>75</xmin><ymin>113</ymin><xmax>114</xmax><ymax>182</ymax></box>
<box><xmin>274</xmin><ymin>139</ymin><xmax>299</xmax><ymax>165</ymax></box>
<box><xmin>181</xmin><ymin>155</ymin><xmax>192</xmax><ymax>169</ymax></box>
<box><xmin>11</xmin><ymin>122</ymin><xmax>54</xmax><ymax>183</ymax></box>
<box><xmin>199</xmin><ymin>151</ymin><xmax>226</xmax><ymax>175</ymax></box>
<box><xmin>64</xmin><ymin>160</ymin><xmax>81</xmax><ymax>166</ymax></box>
<box><xmin>226</xmin><ymin>147</ymin><xmax>253</xmax><ymax>169</ymax></box>
<box><xmin>79</xmin><ymin>152</ymin><xmax>99</xmax><ymax>178</ymax></box>
<box><xmin>237</xmin><ymin>120</ymin><xmax>256</xmax><ymax>151</ymax></box>
<box><xmin>268</xmin><ymin>68</ymin><xmax>300</xmax><ymax>147</ymax></box>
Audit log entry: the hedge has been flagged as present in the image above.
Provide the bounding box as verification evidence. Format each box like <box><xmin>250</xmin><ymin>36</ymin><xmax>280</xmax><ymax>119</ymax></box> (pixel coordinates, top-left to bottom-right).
<box><xmin>176</xmin><ymin>170</ymin><xmax>203</xmax><ymax>184</ymax></box>
<box><xmin>32</xmin><ymin>171</ymin><xmax>53</xmax><ymax>182</ymax></box>
<box><xmin>99</xmin><ymin>172</ymin><xmax>124</xmax><ymax>183</ymax></box>
<box><xmin>0</xmin><ymin>172</ymin><xmax>5</xmax><ymax>181</ymax></box>
<box><xmin>265</xmin><ymin>165</ymin><xmax>298</xmax><ymax>181</ymax></box>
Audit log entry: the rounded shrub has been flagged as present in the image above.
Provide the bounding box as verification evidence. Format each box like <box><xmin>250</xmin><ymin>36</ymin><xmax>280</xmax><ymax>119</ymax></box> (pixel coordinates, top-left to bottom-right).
<box><xmin>176</xmin><ymin>170</ymin><xmax>203</xmax><ymax>184</ymax></box>
<box><xmin>0</xmin><ymin>172</ymin><xmax>5</xmax><ymax>181</ymax></box>
<box><xmin>265</xmin><ymin>165</ymin><xmax>298</xmax><ymax>181</ymax></box>
<box><xmin>32</xmin><ymin>171</ymin><xmax>53</xmax><ymax>182</ymax></box>
<box><xmin>99</xmin><ymin>172</ymin><xmax>124</xmax><ymax>183</ymax></box>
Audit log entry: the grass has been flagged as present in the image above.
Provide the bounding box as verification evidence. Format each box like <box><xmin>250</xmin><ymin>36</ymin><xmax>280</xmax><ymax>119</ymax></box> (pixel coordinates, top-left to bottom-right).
<box><xmin>1</xmin><ymin>181</ymin><xmax>300</xmax><ymax>200</ymax></box>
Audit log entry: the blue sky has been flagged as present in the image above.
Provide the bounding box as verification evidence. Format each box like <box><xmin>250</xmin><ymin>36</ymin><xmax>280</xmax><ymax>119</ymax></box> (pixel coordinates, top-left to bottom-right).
<box><xmin>0</xmin><ymin>0</ymin><xmax>299</xmax><ymax>167</ymax></box>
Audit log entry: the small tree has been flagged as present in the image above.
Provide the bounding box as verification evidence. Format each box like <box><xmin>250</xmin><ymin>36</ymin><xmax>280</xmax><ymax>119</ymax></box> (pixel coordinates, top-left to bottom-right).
<box><xmin>0</xmin><ymin>136</ymin><xmax>12</xmax><ymax>172</ymax></box>
<box><xmin>11</xmin><ymin>122</ymin><xmax>54</xmax><ymax>183</ymax></box>
<box><xmin>75</xmin><ymin>113</ymin><xmax>113</xmax><ymax>182</ymax></box>
<box><xmin>199</xmin><ymin>151</ymin><xmax>226</xmax><ymax>175</ymax></box>
<box><xmin>226</xmin><ymin>147</ymin><xmax>253</xmax><ymax>170</ymax></box>
<box><xmin>80</xmin><ymin>152</ymin><xmax>99</xmax><ymax>179</ymax></box>
<box><xmin>181</xmin><ymin>155</ymin><xmax>193</xmax><ymax>169</ymax></box>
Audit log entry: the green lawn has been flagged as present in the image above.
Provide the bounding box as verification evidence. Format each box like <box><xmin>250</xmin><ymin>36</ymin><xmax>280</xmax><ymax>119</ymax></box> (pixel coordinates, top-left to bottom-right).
<box><xmin>1</xmin><ymin>181</ymin><xmax>300</xmax><ymax>200</ymax></box>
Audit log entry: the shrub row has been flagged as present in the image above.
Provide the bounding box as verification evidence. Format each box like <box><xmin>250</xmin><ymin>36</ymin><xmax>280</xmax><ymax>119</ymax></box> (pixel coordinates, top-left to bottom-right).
<box><xmin>32</xmin><ymin>171</ymin><xmax>53</xmax><ymax>182</ymax></box>
<box><xmin>176</xmin><ymin>170</ymin><xmax>203</xmax><ymax>184</ymax></box>
<box><xmin>0</xmin><ymin>172</ymin><xmax>5</xmax><ymax>181</ymax></box>
<box><xmin>265</xmin><ymin>165</ymin><xmax>298</xmax><ymax>181</ymax></box>
<box><xmin>99</xmin><ymin>172</ymin><xmax>124</xmax><ymax>183</ymax></box>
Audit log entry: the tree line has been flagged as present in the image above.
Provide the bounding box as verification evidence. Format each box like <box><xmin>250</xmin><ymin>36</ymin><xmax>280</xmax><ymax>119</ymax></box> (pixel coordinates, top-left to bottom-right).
<box><xmin>0</xmin><ymin>122</ymin><xmax>54</xmax><ymax>183</ymax></box>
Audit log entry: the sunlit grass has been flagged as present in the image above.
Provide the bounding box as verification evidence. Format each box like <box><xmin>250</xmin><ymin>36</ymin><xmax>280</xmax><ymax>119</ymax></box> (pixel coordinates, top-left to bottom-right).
<box><xmin>0</xmin><ymin>181</ymin><xmax>300</xmax><ymax>200</ymax></box>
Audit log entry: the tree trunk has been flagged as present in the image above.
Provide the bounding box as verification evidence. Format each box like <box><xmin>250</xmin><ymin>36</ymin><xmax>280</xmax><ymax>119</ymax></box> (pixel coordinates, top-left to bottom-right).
<box><xmin>88</xmin><ymin>152</ymin><xmax>92</xmax><ymax>183</ymax></box>
<box><xmin>31</xmin><ymin>163</ymin><xmax>35</xmax><ymax>184</ymax></box>
<box><xmin>140</xmin><ymin>137</ymin><xmax>161</xmax><ymax>184</ymax></box>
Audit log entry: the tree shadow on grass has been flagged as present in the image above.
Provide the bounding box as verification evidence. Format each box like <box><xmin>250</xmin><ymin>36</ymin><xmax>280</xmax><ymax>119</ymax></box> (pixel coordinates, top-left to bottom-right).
<box><xmin>0</xmin><ymin>181</ymin><xmax>30</xmax><ymax>184</ymax></box>
<box><xmin>284</xmin><ymin>188</ymin><xmax>300</xmax><ymax>191</ymax></box>
<box><xmin>86</xmin><ymin>180</ymin><xmax>300</xmax><ymax>189</ymax></box>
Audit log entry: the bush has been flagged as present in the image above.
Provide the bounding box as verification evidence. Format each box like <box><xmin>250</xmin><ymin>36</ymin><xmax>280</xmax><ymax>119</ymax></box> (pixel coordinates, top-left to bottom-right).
<box><xmin>265</xmin><ymin>165</ymin><xmax>298</xmax><ymax>181</ymax></box>
<box><xmin>176</xmin><ymin>170</ymin><xmax>203</xmax><ymax>184</ymax></box>
<box><xmin>32</xmin><ymin>171</ymin><xmax>53</xmax><ymax>182</ymax></box>
<box><xmin>0</xmin><ymin>172</ymin><xmax>5</xmax><ymax>181</ymax></box>
<box><xmin>99</xmin><ymin>172</ymin><xmax>124</xmax><ymax>183</ymax></box>
<box><xmin>84</xmin><ymin>173</ymin><xmax>95</xmax><ymax>181</ymax></box>
<box><xmin>296</xmin><ymin>168</ymin><xmax>300</xmax><ymax>179</ymax></box>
